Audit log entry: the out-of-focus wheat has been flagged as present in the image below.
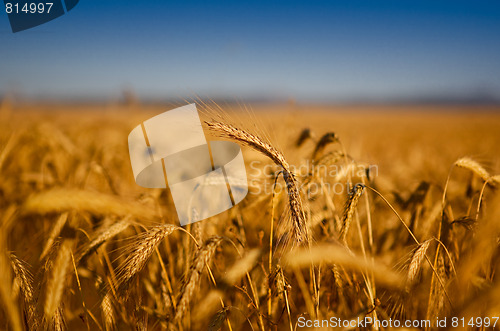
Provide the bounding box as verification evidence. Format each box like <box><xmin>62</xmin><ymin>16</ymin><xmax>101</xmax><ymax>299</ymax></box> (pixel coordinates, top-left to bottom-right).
<box><xmin>284</xmin><ymin>243</ymin><xmax>404</xmax><ymax>288</ymax></box>
<box><xmin>45</xmin><ymin>239</ymin><xmax>73</xmax><ymax>321</ymax></box>
<box><xmin>24</xmin><ymin>189</ymin><xmax>157</xmax><ymax>220</ymax></box>
<box><xmin>312</xmin><ymin>132</ymin><xmax>337</xmax><ymax>161</ymax></box>
<box><xmin>455</xmin><ymin>157</ymin><xmax>490</xmax><ymax>181</ymax></box>
<box><xmin>116</xmin><ymin>224</ymin><xmax>178</xmax><ymax>289</ymax></box>
<box><xmin>76</xmin><ymin>217</ymin><xmax>131</xmax><ymax>262</ymax></box>
<box><xmin>174</xmin><ymin>236</ymin><xmax>223</xmax><ymax>324</ymax></box>
<box><xmin>406</xmin><ymin>239</ymin><xmax>432</xmax><ymax>292</ymax></box>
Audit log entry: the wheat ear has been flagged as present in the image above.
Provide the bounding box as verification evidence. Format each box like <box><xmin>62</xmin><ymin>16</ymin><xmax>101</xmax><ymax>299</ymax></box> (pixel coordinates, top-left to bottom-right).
<box><xmin>205</xmin><ymin>121</ymin><xmax>309</xmax><ymax>244</ymax></box>
<box><xmin>10</xmin><ymin>253</ymin><xmax>37</xmax><ymax>326</ymax></box>
<box><xmin>76</xmin><ymin>217</ymin><xmax>131</xmax><ymax>263</ymax></box>
<box><xmin>406</xmin><ymin>239</ymin><xmax>432</xmax><ymax>292</ymax></box>
<box><xmin>339</xmin><ymin>184</ymin><xmax>365</xmax><ymax>244</ymax></box>
<box><xmin>455</xmin><ymin>157</ymin><xmax>490</xmax><ymax>181</ymax></box>
<box><xmin>45</xmin><ymin>240</ymin><xmax>73</xmax><ymax>321</ymax></box>
<box><xmin>116</xmin><ymin>224</ymin><xmax>178</xmax><ymax>290</ymax></box>
<box><xmin>312</xmin><ymin>132</ymin><xmax>338</xmax><ymax>162</ymax></box>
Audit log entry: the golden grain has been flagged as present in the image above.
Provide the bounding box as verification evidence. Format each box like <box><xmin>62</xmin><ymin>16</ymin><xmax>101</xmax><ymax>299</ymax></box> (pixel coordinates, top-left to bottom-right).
<box><xmin>1</xmin><ymin>105</ymin><xmax>500</xmax><ymax>330</ymax></box>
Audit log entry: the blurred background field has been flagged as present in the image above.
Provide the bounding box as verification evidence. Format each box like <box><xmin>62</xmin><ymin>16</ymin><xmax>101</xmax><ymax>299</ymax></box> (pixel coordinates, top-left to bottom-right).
<box><xmin>3</xmin><ymin>100</ymin><xmax>500</xmax><ymax>191</ymax></box>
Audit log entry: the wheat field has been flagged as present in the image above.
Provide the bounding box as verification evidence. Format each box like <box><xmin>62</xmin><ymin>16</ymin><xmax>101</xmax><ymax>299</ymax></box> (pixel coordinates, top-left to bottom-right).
<box><xmin>1</xmin><ymin>100</ymin><xmax>500</xmax><ymax>330</ymax></box>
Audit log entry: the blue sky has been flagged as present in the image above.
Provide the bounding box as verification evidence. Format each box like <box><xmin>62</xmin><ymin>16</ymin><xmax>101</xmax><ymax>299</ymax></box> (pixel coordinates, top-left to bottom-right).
<box><xmin>1</xmin><ymin>0</ymin><xmax>500</xmax><ymax>102</ymax></box>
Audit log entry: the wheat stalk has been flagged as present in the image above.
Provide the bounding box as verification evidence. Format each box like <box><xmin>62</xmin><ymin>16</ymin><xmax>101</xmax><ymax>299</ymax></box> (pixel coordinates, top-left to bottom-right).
<box><xmin>9</xmin><ymin>253</ymin><xmax>37</xmax><ymax>327</ymax></box>
<box><xmin>205</xmin><ymin>120</ymin><xmax>309</xmax><ymax>245</ymax></box>
<box><xmin>76</xmin><ymin>217</ymin><xmax>131</xmax><ymax>263</ymax></box>
<box><xmin>312</xmin><ymin>132</ymin><xmax>338</xmax><ymax>162</ymax></box>
<box><xmin>40</xmin><ymin>212</ymin><xmax>68</xmax><ymax>260</ymax></box>
<box><xmin>101</xmin><ymin>292</ymin><xmax>115</xmax><ymax>331</ymax></box>
<box><xmin>339</xmin><ymin>184</ymin><xmax>365</xmax><ymax>244</ymax></box>
<box><xmin>116</xmin><ymin>224</ymin><xmax>178</xmax><ymax>290</ymax></box>
<box><xmin>174</xmin><ymin>236</ymin><xmax>223</xmax><ymax>324</ymax></box>
<box><xmin>295</xmin><ymin>128</ymin><xmax>314</xmax><ymax>147</ymax></box>
<box><xmin>45</xmin><ymin>239</ymin><xmax>73</xmax><ymax>320</ymax></box>
<box><xmin>406</xmin><ymin>239</ymin><xmax>432</xmax><ymax>292</ymax></box>
<box><xmin>0</xmin><ymin>249</ymin><xmax>22</xmax><ymax>331</ymax></box>
<box><xmin>51</xmin><ymin>307</ymin><xmax>66</xmax><ymax>331</ymax></box>
<box><xmin>10</xmin><ymin>253</ymin><xmax>34</xmax><ymax>304</ymax></box>
<box><xmin>455</xmin><ymin>157</ymin><xmax>490</xmax><ymax>181</ymax></box>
